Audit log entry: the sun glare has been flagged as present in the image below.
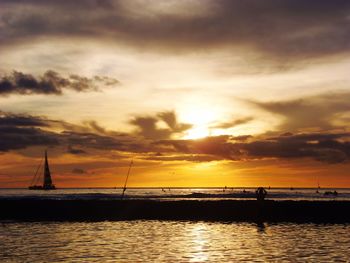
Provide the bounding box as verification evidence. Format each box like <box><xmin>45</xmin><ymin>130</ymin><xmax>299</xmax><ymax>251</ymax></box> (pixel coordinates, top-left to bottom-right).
<box><xmin>185</xmin><ymin>126</ymin><xmax>210</xmax><ymax>139</ymax></box>
<box><xmin>179</xmin><ymin>107</ymin><xmax>218</xmax><ymax>139</ymax></box>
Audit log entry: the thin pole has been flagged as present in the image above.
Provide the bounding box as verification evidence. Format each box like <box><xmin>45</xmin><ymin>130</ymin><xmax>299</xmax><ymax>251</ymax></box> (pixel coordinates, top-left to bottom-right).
<box><xmin>121</xmin><ymin>158</ymin><xmax>133</xmax><ymax>200</ymax></box>
<box><xmin>30</xmin><ymin>157</ymin><xmax>44</xmax><ymax>186</ymax></box>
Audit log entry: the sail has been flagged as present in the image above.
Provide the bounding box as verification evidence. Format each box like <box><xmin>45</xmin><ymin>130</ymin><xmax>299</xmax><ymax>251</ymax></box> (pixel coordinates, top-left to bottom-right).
<box><xmin>29</xmin><ymin>150</ymin><xmax>55</xmax><ymax>190</ymax></box>
<box><xmin>43</xmin><ymin>150</ymin><xmax>53</xmax><ymax>188</ymax></box>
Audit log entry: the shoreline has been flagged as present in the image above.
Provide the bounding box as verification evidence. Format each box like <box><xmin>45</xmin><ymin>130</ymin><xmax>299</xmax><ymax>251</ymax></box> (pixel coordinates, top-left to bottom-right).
<box><xmin>1</xmin><ymin>199</ymin><xmax>349</xmax><ymax>223</ymax></box>
<box><xmin>0</xmin><ymin>187</ymin><xmax>349</xmax><ymax>189</ymax></box>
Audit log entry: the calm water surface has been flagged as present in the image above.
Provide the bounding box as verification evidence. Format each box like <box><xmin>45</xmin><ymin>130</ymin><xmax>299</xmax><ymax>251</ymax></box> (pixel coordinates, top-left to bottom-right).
<box><xmin>1</xmin><ymin>221</ymin><xmax>349</xmax><ymax>262</ymax></box>
<box><xmin>1</xmin><ymin>188</ymin><xmax>350</xmax><ymax>201</ymax></box>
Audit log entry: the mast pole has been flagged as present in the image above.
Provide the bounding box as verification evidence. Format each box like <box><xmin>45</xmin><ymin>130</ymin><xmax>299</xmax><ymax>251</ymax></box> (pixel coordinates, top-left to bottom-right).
<box><xmin>29</xmin><ymin>157</ymin><xmax>43</xmax><ymax>186</ymax></box>
<box><xmin>121</xmin><ymin>158</ymin><xmax>133</xmax><ymax>200</ymax></box>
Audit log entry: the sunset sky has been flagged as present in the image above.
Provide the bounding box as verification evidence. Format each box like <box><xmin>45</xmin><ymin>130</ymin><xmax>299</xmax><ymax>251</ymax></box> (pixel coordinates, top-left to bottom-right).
<box><xmin>1</xmin><ymin>0</ymin><xmax>350</xmax><ymax>188</ymax></box>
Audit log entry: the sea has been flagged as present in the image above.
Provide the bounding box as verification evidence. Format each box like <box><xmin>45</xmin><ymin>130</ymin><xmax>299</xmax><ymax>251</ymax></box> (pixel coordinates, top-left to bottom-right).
<box><xmin>0</xmin><ymin>187</ymin><xmax>349</xmax><ymax>201</ymax></box>
<box><xmin>1</xmin><ymin>188</ymin><xmax>349</xmax><ymax>262</ymax></box>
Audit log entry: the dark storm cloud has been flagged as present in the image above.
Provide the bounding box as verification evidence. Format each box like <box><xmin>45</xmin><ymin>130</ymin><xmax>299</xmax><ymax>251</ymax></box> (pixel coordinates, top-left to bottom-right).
<box><xmin>0</xmin><ymin>70</ymin><xmax>119</xmax><ymax>96</ymax></box>
<box><xmin>130</xmin><ymin>111</ymin><xmax>192</xmax><ymax>140</ymax></box>
<box><xmin>1</xmin><ymin>0</ymin><xmax>349</xmax><ymax>61</ymax></box>
<box><xmin>251</xmin><ymin>92</ymin><xmax>350</xmax><ymax>132</ymax></box>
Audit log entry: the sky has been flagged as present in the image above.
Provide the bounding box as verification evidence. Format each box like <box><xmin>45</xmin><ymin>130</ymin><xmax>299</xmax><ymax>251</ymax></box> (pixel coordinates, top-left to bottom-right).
<box><xmin>1</xmin><ymin>0</ymin><xmax>350</xmax><ymax>188</ymax></box>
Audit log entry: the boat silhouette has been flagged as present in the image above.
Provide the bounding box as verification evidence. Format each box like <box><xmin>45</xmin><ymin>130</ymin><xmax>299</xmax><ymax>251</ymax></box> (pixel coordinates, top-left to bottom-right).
<box><xmin>28</xmin><ymin>150</ymin><xmax>56</xmax><ymax>190</ymax></box>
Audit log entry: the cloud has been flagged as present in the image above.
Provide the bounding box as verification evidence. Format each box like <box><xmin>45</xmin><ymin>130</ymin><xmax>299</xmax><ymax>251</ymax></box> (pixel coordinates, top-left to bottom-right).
<box><xmin>241</xmin><ymin>133</ymin><xmax>350</xmax><ymax>164</ymax></box>
<box><xmin>158</xmin><ymin>111</ymin><xmax>192</xmax><ymax>133</ymax></box>
<box><xmin>1</xmin><ymin>0</ymin><xmax>350</xmax><ymax>63</ymax></box>
<box><xmin>0</xmin><ymin>111</ymin><xmax>140</xmax><ymax>153</ymax></box>
<box><xmin>251</xmin><ymin>92</ymin><xmax>350</xmax><ymax>132</ymax></box>
<box><xmin>63</xmin><ymin>131</ymin><xmax>127</xmax><ymax>151</ymax></box>
<box><xmin>0</xmin><ymin>111</ymin><xmax>48</xmax><ymax>127</ymax></box>
<box><xmin>157</xmin><ymin>136</ymin><xmax>242</xmax><ymax>160</ymax></box>
<box><xmin>67</xmin><ymin>145</ymin><xmax>86</xmax><ymax>155</ymax></box>
<box><xmin>130</xmin><ymin>111</ymin><xmax>192</xmax><ymax>140</ymax></box>
<box><xmin>0</xmin><ymin>70</ymin><xmax>119</xmax><ymax>96</ymax></box>
<box><xmin>144</xmin><ymin>153</ymin><xmax>223</xmax><ymax>163</ymax></box>
<box><xmin>211</xmin><ymin>117</ymin><xmax>253</xmax><ymax>129</ymax></box>
<box><xmin>71</xmin><ymin>168</ymin><xmax>87</xmax><ymax>174</ymax></box>
<box><xmin>2</xmin><ymin>109</ymin><xmax>350</xmax><ymax>164</ymax></box>
<box><xmin>130</xmin><ymin>116</ymin><xmax>170</xmax><ymax>140</ymax></box>
<box><xmin>158</xmin><ymin>133</ymin><xmax>350</xmax><ymax>164</ymax></box>
<box><xmin>0</xmin><ymin>112</ymin><xmax>61</xmax><ymax>151</ymax></box>
<box><xmin>0</xmin><ymin>126</ymin><xmax>59</xmax><ymax>151</ymax></box>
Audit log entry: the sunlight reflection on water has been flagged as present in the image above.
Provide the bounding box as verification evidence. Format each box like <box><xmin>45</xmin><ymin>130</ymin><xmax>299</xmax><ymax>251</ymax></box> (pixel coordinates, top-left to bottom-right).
<box><xmin>0</xmin><ymin>221</ymin><xmax>349</xmax><ymax>262</ymax></box>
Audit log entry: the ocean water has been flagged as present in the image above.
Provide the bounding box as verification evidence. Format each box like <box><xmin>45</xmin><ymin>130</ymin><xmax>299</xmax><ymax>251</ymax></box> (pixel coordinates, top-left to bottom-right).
<box><xmin>0</xmin><ymin>187</ymin><xmax>349</xmax><ymax>201</ymax></box>
<box><xmin>1</xmin><ymin>221</ymin><xmax>349</xmax><ymax>262</ymax></box>
<box><xmin>1</xmin><ymin>188</ymin><xmax>349</xmax><ymax>262</ymax></box>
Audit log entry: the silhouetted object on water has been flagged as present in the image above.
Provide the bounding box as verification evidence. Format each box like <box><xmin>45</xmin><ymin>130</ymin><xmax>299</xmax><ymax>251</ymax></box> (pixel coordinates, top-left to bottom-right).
<box><xmin>121</xmin><ymin>158</ymin><xmax>133</xmax><ymax>199</ymax></box>
<box><xmin>29</xmin><ymin>150</ymin><xmax>56</xmax><ymax>190</ymax></box>
<box><xmin>242</xmin><ymin>189</ymin><xmax>251</xmax><ymax>194</ymax></box>
<box><xmin>256</xmin><ymin>187</ymin><xmax>267</xmax><ymax>201</ymax></box>
<box><xmin>316</xmin><ymin>181</ymin><xmax>321</xmax><ymax>193</ymax></box>
<box><xmin>256</xmin><ymin>222</ymin><xmax>266</xmax><ymax>233</ymax></box>
<box><xmin>324</xmin><ymin>191</ymin><xmax>338</xmax><ymax>196</ymax></box>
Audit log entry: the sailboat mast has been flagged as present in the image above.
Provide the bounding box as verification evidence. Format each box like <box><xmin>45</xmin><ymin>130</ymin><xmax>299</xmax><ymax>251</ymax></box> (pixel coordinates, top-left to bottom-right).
<box><xmin>121</xmin><ymin>158</ymin><xmax>133</xmax><ymax>199</ymax></box>
<box><xmin>29</xmin><ymin>157</ymin><xmax>43</xmax><ymax>187</ymax></box>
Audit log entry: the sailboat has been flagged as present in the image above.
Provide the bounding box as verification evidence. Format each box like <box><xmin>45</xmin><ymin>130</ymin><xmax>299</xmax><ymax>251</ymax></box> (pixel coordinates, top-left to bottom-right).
<box><xmin>28</xmin><ymin>150</ymin><xmax>56</xmax><ymax>190</ymax></box>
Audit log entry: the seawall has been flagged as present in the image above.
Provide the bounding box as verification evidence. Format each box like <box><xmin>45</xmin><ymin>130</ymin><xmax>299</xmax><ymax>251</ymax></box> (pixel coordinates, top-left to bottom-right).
<box><xmin>1</xmin><ymin>199</ymin><xmax>349</xmax><ymax>223</ymax></box>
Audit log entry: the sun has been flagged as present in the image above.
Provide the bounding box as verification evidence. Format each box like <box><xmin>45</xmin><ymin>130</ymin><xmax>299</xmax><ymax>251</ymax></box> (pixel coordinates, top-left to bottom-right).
<box><xmin>179</xmin><ymin>107</ymin><xmax>217</xmax><ymax>139</ymax></box>
<box><xmin>185</xmin><ymin>126</ymin><xmax>210</xmax><ymax>139</ymax></box>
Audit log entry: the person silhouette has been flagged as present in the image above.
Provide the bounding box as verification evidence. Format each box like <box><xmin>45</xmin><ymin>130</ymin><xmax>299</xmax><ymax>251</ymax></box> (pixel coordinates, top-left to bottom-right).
<box><xmin>256</xmin><ymin>187</ymin><xmax>267</xmax><ymax>201</ymax></box>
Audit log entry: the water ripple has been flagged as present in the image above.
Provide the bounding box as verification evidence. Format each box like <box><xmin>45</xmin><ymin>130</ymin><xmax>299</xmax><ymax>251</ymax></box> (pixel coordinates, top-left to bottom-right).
<box><xmin>0</xmin><ymin>221</ymin><xmax>349</xmax><ymax>262</ymax></box>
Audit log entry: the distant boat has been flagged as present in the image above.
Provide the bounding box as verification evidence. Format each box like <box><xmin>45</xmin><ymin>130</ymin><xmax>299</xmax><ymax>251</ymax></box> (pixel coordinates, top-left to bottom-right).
<box><xmin>28</xmin><ymin>150</ymin><xmax>56</xmax><ymax>190</ymax></box>
<box><xmin>324</xmin><ymin>191</ymin><xmax>338</xmax><ymax>196</ymax></box>
<box><xmin>316</xmin><ymin>181</ymin><xmax>321</xmax><ymax>193</ymax></box>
